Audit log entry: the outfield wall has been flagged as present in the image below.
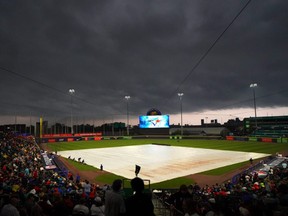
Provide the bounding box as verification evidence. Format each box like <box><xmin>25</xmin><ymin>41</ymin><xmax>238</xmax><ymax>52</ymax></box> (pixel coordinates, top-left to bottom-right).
<box><xmin>40</xmin><ymin>135</ymin><xmax>288</xmax><ymax>143</ymax></box>
<box><xmin>40</xmin><ymin>135</ymin><xmax>222</xmax><ymax>143</ymax></box>
<box><xmin>226</xmin><ymin>136</ymin><xmax>288</xmax><ymax>143</ymax></box>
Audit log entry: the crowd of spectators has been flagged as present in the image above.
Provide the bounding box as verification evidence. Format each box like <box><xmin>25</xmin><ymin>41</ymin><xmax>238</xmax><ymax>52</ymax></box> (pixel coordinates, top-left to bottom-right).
<box><xmin>0</xmin><ymin>132</ymin><xmax>105</xmax><ymax>216</ymax></box>
<box><xmin>0</xmin><ymin>132</ymin><xmax>155</xmax><ymax>216</ymax></box>
<box><xmin>162</xmin><ymin>158</ymin><xmax>288</xmax><ymax>216</ymax></box>
<box><xmin>0</xmin><ymin>132</ymin><xmax>287</xmax><ymax>216</ymax></box>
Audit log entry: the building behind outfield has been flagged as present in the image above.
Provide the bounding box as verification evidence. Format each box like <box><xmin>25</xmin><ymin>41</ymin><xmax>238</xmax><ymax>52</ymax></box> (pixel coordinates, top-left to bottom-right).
<box><xmin>243</xmin><ymin>115</ymin><xmax>288</xmax><ymax>137</ymax></box>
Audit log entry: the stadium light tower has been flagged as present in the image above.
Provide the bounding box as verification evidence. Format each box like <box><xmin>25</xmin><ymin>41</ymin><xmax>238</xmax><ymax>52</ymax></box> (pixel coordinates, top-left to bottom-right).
<box><xmin>249</xmin><ymin>83</ymin><xmax>258</xmax><ymax>129</ymax></box>
<box><xmin>125</xmin><ymin>95</ymin><xmax>131</xmax><ymax>136</ymax></box>
<box><xmin>69</xmin><ymin>88</ymin><xmax>75</xmax><ymax>135</ymax></box>
<box><xmin>178</xmin><ymin>93</ymin><xmax>184</xmax><ymax>136</ymax></box>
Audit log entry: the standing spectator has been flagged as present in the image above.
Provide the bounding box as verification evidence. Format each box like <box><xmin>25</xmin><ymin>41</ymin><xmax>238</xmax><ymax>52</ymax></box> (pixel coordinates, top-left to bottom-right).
<box><xmin>104</xmin><ymin>179</ymin><xmax>126</xmax><ymax>216</ymax></box>
<box><xmin>269</xmin><ymin>167</ymin><xmax>274</xmax><ymax>180</ymax></box>
<box><xmin>67</xmin><ymin>171</ymin><xmax>73</xmax><ymax>181</ymax></box>
<box><xmin>125</xmin><ymin>177</ymin><xmax>155</xmax><ymax>216</ymax></box>
<box><xmin>83</xmin><ymin>180</ymin><xmax>91</xmax><ymax>198</ymax></box>
<box><xmin>75</xmin><ymin>174</ymin><xmax>80</xmax><ymax>184</ymax></box>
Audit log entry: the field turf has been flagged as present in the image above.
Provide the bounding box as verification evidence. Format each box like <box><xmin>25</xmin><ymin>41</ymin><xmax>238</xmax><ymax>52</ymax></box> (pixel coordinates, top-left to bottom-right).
<box><xmin>47</xmin><ymin>139</ymin><xmax>287</xmax><ymax>188</ymax></box>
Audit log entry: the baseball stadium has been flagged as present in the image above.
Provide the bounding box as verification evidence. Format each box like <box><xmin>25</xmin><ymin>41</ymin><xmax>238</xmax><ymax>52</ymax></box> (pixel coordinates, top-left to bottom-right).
<box><xmin>1</xmin><ymin>111</ymin><xmax>287</xmax><ymax>216</ymax></box>
<box><xmin>1</xmin><ymin>1</ymin><xmax>288</xmax><ymax>215</ymax></box>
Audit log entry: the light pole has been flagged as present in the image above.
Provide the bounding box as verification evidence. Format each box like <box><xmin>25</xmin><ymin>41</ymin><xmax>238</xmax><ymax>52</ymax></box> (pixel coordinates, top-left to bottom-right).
<box><xmin>69</xmin><ymin>88</ymin><xmax>75</xmax><ymax>134</ymax></box>
<box><xmin>111</xmin><ymin>115</ymin><xmax>114</xmax><ymax>136</ymax></box>
<box><xmin>249</xmin><ymin>83</ymin><xmax>257</xmax><ymax>130</ymax></box>
<box><xmin>125</xmin><ymin>96</ymin><xmax>130</xmax><ymax>136</ymax></box>
<box><xmin>178</xmin><ymin>93</ymin><xmax>184</xmax><ymax>136</ymax></box>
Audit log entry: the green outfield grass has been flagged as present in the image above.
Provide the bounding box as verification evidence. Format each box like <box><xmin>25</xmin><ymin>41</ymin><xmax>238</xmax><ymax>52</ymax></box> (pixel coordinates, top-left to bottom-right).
<box><xmin>47</xmin><ymin>139</ymin><xmax>287</xmax><ymax>188</ymax></box>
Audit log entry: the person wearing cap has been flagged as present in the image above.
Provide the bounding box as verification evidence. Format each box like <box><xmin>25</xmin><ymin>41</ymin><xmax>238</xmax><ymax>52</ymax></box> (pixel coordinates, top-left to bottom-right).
<box><xmin>90</xmin><ymin>196</ymin><xmax>105</xmax><ymax>216</ymax></box>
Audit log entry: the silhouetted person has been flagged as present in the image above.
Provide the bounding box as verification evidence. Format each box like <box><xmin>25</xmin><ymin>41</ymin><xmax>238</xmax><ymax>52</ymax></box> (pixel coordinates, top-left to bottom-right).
<box><xmin>125</xmin><ymin>177</ymin><xmax>155</xmax><ymax>216</ymax></box>
<box><xmin>105</xmin><ymin>179</ymin><xmax>126</xmax><ymax>216</ymax></box>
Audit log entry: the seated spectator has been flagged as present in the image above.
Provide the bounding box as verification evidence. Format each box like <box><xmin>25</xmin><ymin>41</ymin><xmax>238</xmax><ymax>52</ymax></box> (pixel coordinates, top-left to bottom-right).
<box><xmin>0</xmin><ymin>194</ymin><xmax>20</xmax><ymax>216</ymax></box>
<box><xmin>168</xmin><ymin>184</ymin><xmax>191</xmax><ymax>215</ymax></box>
<box><xmin>72</xmin><ymin>198</ymin><xmax>89</xmax><ymax>216</ymax></box>
<box><xmin>38</xmin><ymin>192</ymin><xmax>53</xmax><ymax>216</ymax></box>
<box><xmin>24</xmin><ymin>190</ymin><xmax>43</xmax><ymax>216</ymax></box>
<box><xmin>182</xmin><ymin>198</ymin><xmax>200</xmax><ymax>216</ymax></box>
<box><xmin>90</xmin><ymin>196</ymin><xmax>105</xmax><ymax>216</ymax></box>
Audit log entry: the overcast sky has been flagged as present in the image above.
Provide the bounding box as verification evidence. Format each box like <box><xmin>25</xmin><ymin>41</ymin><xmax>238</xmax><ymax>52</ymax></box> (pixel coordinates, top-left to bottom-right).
<box><xmin>0</xmin><ymin>0</ymin><xmax>287</xmax><ymax>126</ymax></box>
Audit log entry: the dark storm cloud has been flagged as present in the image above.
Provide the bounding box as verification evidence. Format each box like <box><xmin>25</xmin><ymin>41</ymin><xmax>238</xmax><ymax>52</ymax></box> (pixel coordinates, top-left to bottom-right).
<box><xmin>0</xmin><ymin>0</ymin><xmax>287</xmax><ymax>123</ymax></box>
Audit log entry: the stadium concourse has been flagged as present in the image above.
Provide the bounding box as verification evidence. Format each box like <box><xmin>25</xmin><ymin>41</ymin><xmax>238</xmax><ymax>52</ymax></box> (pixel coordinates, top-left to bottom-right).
<box><xmin>0</xmin><ymin>132</ymin><xmax>288</xmax><ymax>216</ymax></box>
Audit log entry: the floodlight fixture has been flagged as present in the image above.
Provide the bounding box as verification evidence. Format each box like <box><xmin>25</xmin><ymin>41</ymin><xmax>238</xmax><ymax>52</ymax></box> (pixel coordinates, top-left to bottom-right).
<box><xmin>69</xmin><ymin>88</ymin><xmax>75</xmax><ymax>134</ymax></box>
<box><xmin>125</xmin><ymin>95</ymin><xmax>131</xmax><ymax>136</ymax></box>
<box><xmin>177</xmin><ymin>93</ymin><xmax>184</xmax><ymax>136</ymax></box>
<box><xmin>249</xmin><ymin>83</ymin><xmax>258</xmax><ymax>129</ymax></box>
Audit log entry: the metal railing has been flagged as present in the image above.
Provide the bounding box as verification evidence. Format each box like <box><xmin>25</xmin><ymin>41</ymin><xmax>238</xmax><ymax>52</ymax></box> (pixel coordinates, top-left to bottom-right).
<box><xmin>152</xmin><ymin>192</ymin><xmax>184</xmax><ymax>216</ymax></box>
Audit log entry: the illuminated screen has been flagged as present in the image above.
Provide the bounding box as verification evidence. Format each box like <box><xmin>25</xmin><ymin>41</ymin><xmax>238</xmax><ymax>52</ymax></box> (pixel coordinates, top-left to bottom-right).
<box><xmin>139</xmin><ymin>115</ymin><xmax>170</xmax><ymax>128</ymax></box>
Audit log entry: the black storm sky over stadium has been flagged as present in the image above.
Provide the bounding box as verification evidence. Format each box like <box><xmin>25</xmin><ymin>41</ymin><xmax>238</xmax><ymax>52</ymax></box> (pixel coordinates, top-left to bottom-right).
<box><xmin>0</xmin><ymin>0</ymin><xmax>288</xmax><ymax>125</ymax></box>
